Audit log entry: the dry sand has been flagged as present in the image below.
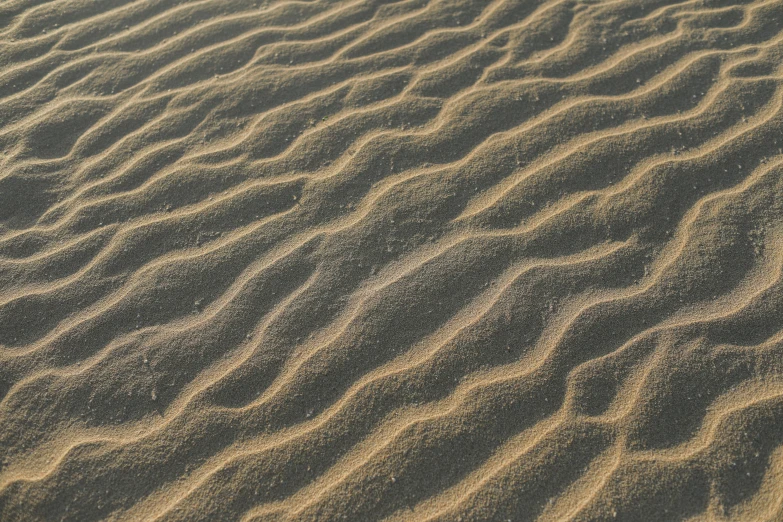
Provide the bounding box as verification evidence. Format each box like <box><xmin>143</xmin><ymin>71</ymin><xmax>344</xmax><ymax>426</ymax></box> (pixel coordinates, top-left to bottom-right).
<box><xmin>1</xmin><ymin>0</ymin><xmax>783</xmax><ymax>520</ymax></box>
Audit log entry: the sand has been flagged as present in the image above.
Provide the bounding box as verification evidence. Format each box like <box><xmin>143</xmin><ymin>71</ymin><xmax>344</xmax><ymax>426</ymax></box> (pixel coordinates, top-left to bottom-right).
<box><xmin>1</xmin><ymin>0</ymin><xmax>783</xmax><ymax>520</ymax></box>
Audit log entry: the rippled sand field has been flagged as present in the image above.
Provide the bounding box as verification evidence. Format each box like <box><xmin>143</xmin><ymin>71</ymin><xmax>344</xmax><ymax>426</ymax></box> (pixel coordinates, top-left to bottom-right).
<box><xmin>1</xmin><ymin>0</ymin><xmax>783</xmax><ymax>520</ymax></box>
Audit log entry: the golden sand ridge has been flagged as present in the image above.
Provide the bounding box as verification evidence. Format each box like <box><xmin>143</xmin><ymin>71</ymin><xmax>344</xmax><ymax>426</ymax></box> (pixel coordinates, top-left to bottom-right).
<box><xmin>1</xmin><ymin>0</ymin><xmax>783</xmax><ymax>520</ymax></box>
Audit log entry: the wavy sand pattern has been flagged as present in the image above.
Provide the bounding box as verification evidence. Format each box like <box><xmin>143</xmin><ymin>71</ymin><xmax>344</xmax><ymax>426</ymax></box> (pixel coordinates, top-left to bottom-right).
<box><xmin>1</xmin><ymin>0</ymin><xmax>783</xmax><ymax>520</ymax></box>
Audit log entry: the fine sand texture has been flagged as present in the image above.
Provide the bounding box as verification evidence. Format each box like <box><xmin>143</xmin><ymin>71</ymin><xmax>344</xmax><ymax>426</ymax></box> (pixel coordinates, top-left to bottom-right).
<box><xmin>2</xmin><ymin>0</ymin><xmax>783</xmax><ymax>520</ymax></box>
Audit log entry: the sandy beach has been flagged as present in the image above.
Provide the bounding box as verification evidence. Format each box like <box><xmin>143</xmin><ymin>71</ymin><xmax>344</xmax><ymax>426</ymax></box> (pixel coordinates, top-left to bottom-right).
<box><xmin>1</xmin><ymin>0</ymin><xmax>783</xmax><ymax>520</ymax></box>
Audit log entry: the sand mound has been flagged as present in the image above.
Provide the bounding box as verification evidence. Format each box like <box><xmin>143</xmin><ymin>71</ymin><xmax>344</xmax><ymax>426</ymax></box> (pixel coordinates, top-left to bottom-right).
<box><xmin>2</xmin><ymin>0</ymin><xmax>783</xmax><ymax>520</ymax></box>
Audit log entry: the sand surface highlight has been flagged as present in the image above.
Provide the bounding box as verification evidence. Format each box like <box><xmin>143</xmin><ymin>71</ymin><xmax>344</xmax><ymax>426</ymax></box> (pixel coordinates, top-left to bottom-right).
<box><xmin>1</xmin><ymin>0</ymin><xmax>783</xmax><ymax>520</ymax></box>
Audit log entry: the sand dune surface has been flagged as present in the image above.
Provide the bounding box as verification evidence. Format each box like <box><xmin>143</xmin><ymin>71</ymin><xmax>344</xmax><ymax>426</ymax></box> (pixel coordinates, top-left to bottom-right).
<box><xmin>2</xmin><ymin>0</ymin><xmax>783</xmax><ymax>520</ymax></box>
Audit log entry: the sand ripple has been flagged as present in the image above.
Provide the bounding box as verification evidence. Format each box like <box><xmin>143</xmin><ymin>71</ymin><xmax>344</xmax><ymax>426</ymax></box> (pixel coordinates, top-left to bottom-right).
<box><xmin>1</xmin><ymin>0</ymin><xmax>783</xmax><ymax>520</ymax></box>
